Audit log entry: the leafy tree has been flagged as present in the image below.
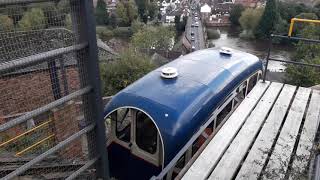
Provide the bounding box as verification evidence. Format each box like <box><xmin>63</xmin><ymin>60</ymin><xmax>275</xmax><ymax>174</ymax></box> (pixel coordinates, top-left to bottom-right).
<box><xmin>229</xmin><ymin>4</ymin><xmax>245</xmax><ymax>26</ymax></box>
<box><xmin>175</xmin><ymin>15</ymin><xmax>187</xmax><ymax>37</ymax></box>
<box><xmin>95</xmin><ymin>0</ymin><xmax>108</xmax><ymax>25</ymax></box>
<box><xmin>0</xmin><ymin>15</ymin><xmax>14</xmax><ymax>31</ymax></box>
<box><xmin>135</xmin><ymin>0</ymin><xmax>157</xmax><ymax>23</ymax></box>
<box><xmin>285</xmin><ymin>25</ymin><xmax>320</xmax><ymax>87</ymax></box>
<box><xmin>131</xmin><ymin>26</ymin><xmax>176</xmax><ymax>50</ymax></box>
<box><xmin>100</xmin><ymin>49</ymin><xmax>156</xmax><ymax>96</ymax></box>
<box><xmin>131</xmin><ymin>19</ymin><xmax>145</xmax><ymax>34</ymax></box>
<box><xmin>255</xmin><ymin>0</ymin><xmax>279</xmax><ymax>39</ymax></box>
<box><xmin>239</xmin><ymin>8</ymin><xmax>264</xmax><ymax>39</ymax></box>
<box><xmin>18</xmin><ymin>8</ymin><xmax>46</xmax><ymax>30</ymax></box>
<box><xmin>109</xmin><ymin>13</ymin><xmax>118</xmax><ymax>28</ymax></box>
<box><xmin>116</xmin><ymin>0</ymin><xmax>138</xmax><ymax>26</ymax></box>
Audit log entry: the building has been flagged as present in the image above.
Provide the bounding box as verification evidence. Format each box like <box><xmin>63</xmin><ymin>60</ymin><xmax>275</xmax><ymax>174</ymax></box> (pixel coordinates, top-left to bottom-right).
<box><xmin>200</xmin><ymin>3</ymin><xmax>212</xmax><ymax>20</ymax></box>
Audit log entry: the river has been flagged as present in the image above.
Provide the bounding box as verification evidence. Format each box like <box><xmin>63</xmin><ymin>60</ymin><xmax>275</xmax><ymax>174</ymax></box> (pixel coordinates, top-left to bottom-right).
<box><xmin>208</xmin><ymin>27</ymin><xmax>295</xmax><ymax>72</ymax></box>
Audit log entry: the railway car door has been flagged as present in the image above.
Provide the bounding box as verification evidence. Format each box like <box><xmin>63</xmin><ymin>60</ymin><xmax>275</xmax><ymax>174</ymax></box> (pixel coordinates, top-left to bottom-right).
<box><xmin>106</xmin><ymin>108</ymin><xmax>162</xmax><ymax>180</ymax></box>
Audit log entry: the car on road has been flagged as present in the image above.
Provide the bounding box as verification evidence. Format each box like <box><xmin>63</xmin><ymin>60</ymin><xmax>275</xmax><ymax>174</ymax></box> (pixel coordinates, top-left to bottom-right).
<box><xmin>195</xmin><ymin>22</ymin><xmax>199</xmax><ymax>27</ymax></box>
<box><xmin>191</xmin><ymin>45</ymin><xmax>195</xmax><ymax>51</ymax></box>
<box><xmin>191</xmin><ymin>31</ymin><xmax>194</xmax><ymax>35</ymax></box>
<box><xmin>191</xmin><ymin>36</ymin><xmax>195</xmax><ymax>41</ymax></box>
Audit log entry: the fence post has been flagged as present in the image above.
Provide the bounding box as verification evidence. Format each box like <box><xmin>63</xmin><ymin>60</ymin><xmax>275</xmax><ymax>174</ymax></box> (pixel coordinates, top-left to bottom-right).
<box><xmin>263</xmin><ymin>35</ymin><xmax>272</xmax><ymax>83</ymax></box>
<box><xmin>70</xmin><ymin>0</ymin><xmax>110</xmax><ymax>179</ymax></box>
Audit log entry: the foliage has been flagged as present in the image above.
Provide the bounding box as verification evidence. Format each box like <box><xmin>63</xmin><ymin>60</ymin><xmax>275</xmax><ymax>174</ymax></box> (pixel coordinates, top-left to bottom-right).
<box><xmin>135</xmin><ymin>0</ymin><xmax>158</xmax><ymax>23</ymax></box>
<box><xmin>239</xmin><ymin>8</ymin><xmax>263</xmax><ymax>39</ymax></box>
<box><xmin>175</xmin><ymin>15</ymin><xmax>187</xmax><ymax>37</ymax></box>
<box><xmin>285</xmin><ymin>25</ymin><xmax>320</xmax><ymax>87</ymax></box>
<box><xmin>131</xmin><ymin>19</ymin><xmax>145</xmax><ymax>34</ymax></box>
<box><xmin>96</xmin><ymin>26</ymin><xmax>114</xmax><ymax>40</ymax></box>
<box><xmin>255</xmin><ymin>0</ymin><xmax>279</xmax><ymax>39</ymax></box>
<box><xmin>109</xmin><ymin>13</ymin><xmax>118</xmax><ymax>28</ymax></box>
<box><xmin>100</xmin><ymin>49</ymin><xmax>156</xmax><ymax>96</ymax></box>
<box><xmin>95</xmin><ymin>0</ymin><xmax>108</xmax><ymax>25</ymax></box>
<box><xmin>18</xmin><ymin>8</ymin><xmax>46</xmax><ymax>30</ymax></box>
<box><xmin>131</xmin><ymin>26</ymin><xmax>175</xmax><ymax>50</ymax></box>
<box><xmin>116</xmin><ymin>0</ymin><xmax>138</xmax><ymax>26</ymax></box>
<box><xmin>65</xmin><ymin>14</ymin><xmax>72</xmax><ymax>30</ymax></box>
<box><xmin>0</xmin><ymin>15</ymin><xmax>14</xmax><ymax>32</ymax></box>
<box><xmin>4</xmin><ymin>5</ymin><xmax>25</xmax><ymax>25</ymax></box>
<box><xmin>113</xmin><ymin>27</ymin><xmax>133</xmax><ymax>38</ymax></box>
<box><xmin>229</xmin><ymin>4</ymin><xmax>245</xmax><ymax>26</ymax></box>
<box><xmin>207</xmin><ymin>29</ymin><xmax>220</xmax><ymax>39</ymax></box>
<box><xmin>39</xmin><ymin>2</ymin><xmax>66</xmax><ymax>27</ymax></box>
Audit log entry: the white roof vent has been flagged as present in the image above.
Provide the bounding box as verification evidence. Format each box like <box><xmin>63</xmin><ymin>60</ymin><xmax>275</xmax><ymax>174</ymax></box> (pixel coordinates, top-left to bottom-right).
<box><xmin>161</xmin><ymin>67</ymin><xmax>178</xmax><ymax>79</ymax></box>
<box><xmin>220</xmin><ymin>47</ymin><xmax>233</xmax><ymax>55</ymax></box>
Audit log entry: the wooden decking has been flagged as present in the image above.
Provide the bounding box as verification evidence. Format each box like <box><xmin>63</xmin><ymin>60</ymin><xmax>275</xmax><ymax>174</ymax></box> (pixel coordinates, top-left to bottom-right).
<box><xmin>182</xmin><ymin>81</ymin><xmax>320</xmax><ymax>180</ymax></box>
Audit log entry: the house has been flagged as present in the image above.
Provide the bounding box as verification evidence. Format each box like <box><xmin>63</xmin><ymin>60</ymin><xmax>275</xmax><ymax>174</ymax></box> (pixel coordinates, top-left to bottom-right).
<box><xmin>200</xmin><ymin>3</ymin><xmax>212</xmax><ymax>20</ymax></box>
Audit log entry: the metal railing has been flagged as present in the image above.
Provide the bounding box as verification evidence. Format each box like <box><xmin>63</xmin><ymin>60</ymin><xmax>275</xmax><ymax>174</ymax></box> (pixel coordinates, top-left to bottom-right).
<box><xmin>262</xmin><ymin>34</ymin><xmax>320</xmax><ymax>83</ymax></box>
<box><xmin>0</xmin><ymin>0</ymin><xmax>109</xmax><ymax>179</ymax></box>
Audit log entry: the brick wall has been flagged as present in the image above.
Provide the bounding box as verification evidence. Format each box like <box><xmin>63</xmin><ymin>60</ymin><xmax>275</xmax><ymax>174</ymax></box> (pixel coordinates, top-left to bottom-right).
<box><xmin>0</xmin><ymin>67</ymin><xmax>80</xmax><ymax>118</ymax></box>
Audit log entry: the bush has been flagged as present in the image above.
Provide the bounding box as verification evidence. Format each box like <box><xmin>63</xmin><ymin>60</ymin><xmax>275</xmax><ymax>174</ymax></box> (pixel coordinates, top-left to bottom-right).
<box><xmin>207</xmin><ymin>29</ymin><xmax>221</xmax><ymax>39</ymax></box>
<box><xmin>96</xmin><ymin>26</ymin><xmax>114</xmax><ymax>40</ymax></box>
<box><xmin>0</xmin><ymin>15</ymin><xmax>14</xmax><ymax>32</ymax></box>
<box><xmin>18</xmin><ymin>8</ymin><xmax>46</xmax><ymax>30</ymax></box>
<box><xmin>100</xmin><ymin>49</ymin><xmax>156</xmax><ymax>96</ymax></box>
<box><xmin>112</xmin><ymin>27</ymin><xmax>133</xmax><ymax>38</ymax></box>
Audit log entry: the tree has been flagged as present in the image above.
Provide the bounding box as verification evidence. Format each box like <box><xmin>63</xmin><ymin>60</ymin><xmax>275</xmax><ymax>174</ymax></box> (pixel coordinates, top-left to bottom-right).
<box><xmin>5</xmin><ymin>5</ymin><xmax>25</xmax><ymax>25</ymax></box>
<box><xmin>95</xmin><ymin>0</ymin><xmax>108</xmax><ymax>25</ymax></box>
<box><xmin>255</xmin><ymin>0</ymin><xmax>279</xmax><ymax>39</ymax></box>
<box><xmin>127</xmin><ymin>0</ymin><xmax>138</xmax><ymax>24</ymax></box>
<box><xmin>0</xmin><ymin>15</ymin><xmax>14</xmax><ymax>31</ymax></box>
<box><xmin>100</xmin><ymin>49</ymin><xmax>156</xmax><ymax>96</ymax></box>
<box><xmin>131</xmin><ymin>19</ymin><xmax>144</xmax><ymax>34</ymax></box>
<box><xmin>116</xmin><ymin>2</ymin><xmax>129</xmax><ymax>25</ymax></box>
<box><xmin>109</xmin><ymin>13</ymin><xmax>118</xmax><ymax>28</ymax></box>
<box><xmin>65</xmin><ymin>14</ymin><xmax>72</xmax><ymax>30</ymax></box>
<box><xmin>229</xmin><ymin>4</ymin><xmax>245</xmax><ymax>26</ymax></box>
<box><xmin>285</xmin><ymin>25</ymin><xmax>320</xmax><ymax>87</ymax></box>
<box><xmin>18</xmin><ymin>8</ymin><xmax>46</xmax><ymax>30</ymax></box>
<box><xmin>239</xmin><ymin>8</ymin><xmax>264</xmax><ymax>39</ymax></box>
<box><xmin>135</xmin><ymin>0</ymin><xmax>157</xmax><ymax>23</ymax></box>
<box><xmin>131</xmin><ymin>26</ymin><xmax>176</xmax><ymax>50</ymax></box>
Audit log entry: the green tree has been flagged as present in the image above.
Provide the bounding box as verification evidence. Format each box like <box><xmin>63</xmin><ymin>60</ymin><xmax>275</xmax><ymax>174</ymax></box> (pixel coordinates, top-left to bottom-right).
<box><xmin>127</xmin><ymin>0</ymin><xmax>138</xmax><ymax>24</ymax></box>
<box><xmin>65</xmin><ymin>14</ymin><xmax>72</xmax><ymax>30</ymax></box>
<box><xmin>18</xmin><ymin>8</ymin><xmax>46</xmax><ymax>30</ymax></box>
<box><xmin>285</xmin><ymin>25</ymin><xmax>320</xmax><ymax>87</ymax></box>
<box><xmin>239</xmin><ymin>8</ymin><xmax>264</xmax><ymax>39</ymax></box>
<box><xmin>100</xmin><ymin>49</ymin><xmax>156</xmax><ymax>96</ymax></box>
<box><xmin>95</xmin><ymin>0</ymin><xmax>108</xmax><ymax>25</ymax></box>
<box><xmin>255</xmin><ymin>0</ymin><xmax>279</xmax><ymax>39</ymax></box>
<box><xmin>229</xmin><ymin>4</ymin><xmax>245</xmax><ymax>26</ymax></box>
<box><xmin>109</xmin><ymin>13</ymin><xmax>118</xmax><ymax>28</ymax></box>
<box><xmin>0</xmin><ymin>15</ymin><xmax>14</xmax><ymax>31</ymax></box>
<box><xmin>5</xmin><ymin>5</ymin><xmax>25</xmax><ymax>25</ymax></box>
<box><xmin>116</xmin><ymin>2</ymin><xmax>129</xmax><ymax>25</ymax></box>
<box><xmin>131</xmin><ymin>26</ymin><xmax>175</xmax><ymax>50</ymax></box>
<box><xmin>131</xmin><ymin>19</ymin><xmax>144</xmax><ymax>34</ymax></box>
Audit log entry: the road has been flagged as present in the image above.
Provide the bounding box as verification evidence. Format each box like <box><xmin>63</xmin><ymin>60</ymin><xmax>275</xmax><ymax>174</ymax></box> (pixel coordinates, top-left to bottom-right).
<box><xmin>185</xmin><ymin>1</ymin><xmax>205</xmax><ymax>51</ymax></box>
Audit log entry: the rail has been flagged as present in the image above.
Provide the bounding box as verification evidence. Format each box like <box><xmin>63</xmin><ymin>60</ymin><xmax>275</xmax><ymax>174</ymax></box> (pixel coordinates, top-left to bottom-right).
<box><xmin>262</xmin><ymin>34</ymin><xmax>320</xmax><ymax>82</ymax></box>
<box><xmin>0</xmin><ymin>118</ymin><xmax>54</xmax><ymax>156</ymax></box>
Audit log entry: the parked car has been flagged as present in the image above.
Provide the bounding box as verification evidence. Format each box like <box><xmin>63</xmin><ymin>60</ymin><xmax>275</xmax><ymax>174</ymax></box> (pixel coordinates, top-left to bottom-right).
<box><xmin>191</xmin><ymin>36</ymin><xmax>195</xmax><ymax>41</ymax></box>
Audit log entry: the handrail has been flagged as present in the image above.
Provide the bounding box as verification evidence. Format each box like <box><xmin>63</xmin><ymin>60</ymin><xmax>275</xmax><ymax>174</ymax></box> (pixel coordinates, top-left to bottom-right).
<box><xmin>262</xmin><ymin>34</ymin><xmax>320</xmax><ymax>82</ymax></box>
<box><xmin>16</xmin><ymin>134</ymin><xmax>55</xmax><ymax>156</ymax></box>
<box><xmin>288</xmin><ymin>18</ymin><xmax>320</xmax><ymax>37</ymax></box>
<box><xmin>0</xmin><ymin>119</ymin><xmax>53</xmax><ymax>148</ymax></box>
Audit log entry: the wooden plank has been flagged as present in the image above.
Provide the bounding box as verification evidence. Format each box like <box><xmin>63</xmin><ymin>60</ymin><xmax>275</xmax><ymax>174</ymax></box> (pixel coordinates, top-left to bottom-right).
<box><xmin>262</xmin><ymin>87</ymin><xmax>311</xmax><ymax>180</ymax></box>
<box><xmin>182</xmin><ymin>81</ymin><xmax>271</xmax><ymax>180</ymax></box>
<box><xmin>236</xmin><ymin>84</ymin><xmax>296</xmax><ymax>180</ymax></box>
<box><xmin>208</xmin><ymin>82</ymin><xmax>283</xmax><ymax>180</ymax></box>
<box><xmin>289</xmin><ymin>90</ymin><xmax>320</xmax><ymax>180</ymax></box>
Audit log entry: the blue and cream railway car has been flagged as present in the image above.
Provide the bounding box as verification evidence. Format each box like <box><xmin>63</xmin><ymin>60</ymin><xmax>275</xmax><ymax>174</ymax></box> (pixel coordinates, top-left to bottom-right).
<box><xmin>103</xmin><ymin>48</ymin><xmax>263</xmax><ymax>180</ymax></box>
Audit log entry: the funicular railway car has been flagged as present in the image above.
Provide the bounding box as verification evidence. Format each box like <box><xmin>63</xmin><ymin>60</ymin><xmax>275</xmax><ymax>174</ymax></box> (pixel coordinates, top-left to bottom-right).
<box><xmin>103</xmin><ymin>48</ymin><xmax>263</xmax><ymax>180</ymax></box>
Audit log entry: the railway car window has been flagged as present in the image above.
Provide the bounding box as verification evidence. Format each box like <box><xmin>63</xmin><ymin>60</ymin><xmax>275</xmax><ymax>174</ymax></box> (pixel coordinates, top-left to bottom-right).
<box><xmin>116</xmin><ymin>108</ymin><xmax>131</xmax><ymax>143</ymax></box>
<box><xmin>136</xmin><ymin>111</ymin><xmax>157</xmax><ymax>154</ymax></box>
<box><xmin>216</xmin><ymin>101</ymin><xmax>232</xmax><ymax>126</ymax></box>
<box><xmin>247</xmin><ymin>73</ymin><xmax>258</xmax><ymax>94</ymax></box>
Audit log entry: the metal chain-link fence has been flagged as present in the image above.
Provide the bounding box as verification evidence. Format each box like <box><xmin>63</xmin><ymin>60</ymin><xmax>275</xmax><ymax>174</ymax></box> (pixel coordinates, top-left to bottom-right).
<box><xmin>0</xmin><ymin>0</ymin><xmax>109</xmax><ymax>179</ymax></box>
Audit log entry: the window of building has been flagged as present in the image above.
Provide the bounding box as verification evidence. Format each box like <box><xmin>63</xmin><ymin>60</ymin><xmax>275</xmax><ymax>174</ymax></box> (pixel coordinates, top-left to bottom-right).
<box><xmin>136</xmin><ymin>111</ymin><xmax>158</xmax><ymax>154</ymax></box>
